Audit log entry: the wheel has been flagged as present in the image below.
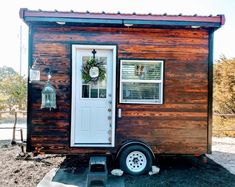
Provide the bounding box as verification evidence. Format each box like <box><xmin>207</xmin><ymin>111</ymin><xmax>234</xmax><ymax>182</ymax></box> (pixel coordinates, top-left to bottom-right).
<box><xmin>119</xmin><ymin>145</ymin><xmax>153</xmax><ymax>175</ymax></box>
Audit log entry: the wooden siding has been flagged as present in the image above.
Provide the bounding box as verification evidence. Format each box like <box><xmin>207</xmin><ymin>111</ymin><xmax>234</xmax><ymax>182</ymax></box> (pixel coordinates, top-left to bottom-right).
<box><xmin>29</xmin><ymin>25</ymin><xmax>209</xmax><ymax>155</ymax></box>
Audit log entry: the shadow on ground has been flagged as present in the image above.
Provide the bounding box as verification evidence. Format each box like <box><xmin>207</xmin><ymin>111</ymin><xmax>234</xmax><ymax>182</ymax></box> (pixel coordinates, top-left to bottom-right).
<box><xmin>51</xmin><ymin>155</ymin><xmax>235</xmax><ymax>187</ymax></box>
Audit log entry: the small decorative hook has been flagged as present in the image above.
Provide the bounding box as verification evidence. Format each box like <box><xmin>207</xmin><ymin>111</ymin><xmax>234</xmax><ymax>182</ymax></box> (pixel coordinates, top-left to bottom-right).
<box><xmin>33</xmin><ymin>58</ymin><xmax>38</xmax><ymax>66</ymax></box>
<box><xmin>92</xmin><ymin>49</ymin><xmax>96</xmax><ymax>59</ymax></box>
<box><xmin>45</xmin><ymin>67</ymin><xmax>52</xmax><ymax>81</ymax></box>
<box><xmin>48</xmin><ymin>72</ymin><xmax>52</xmax><ymax>81</ymax></box>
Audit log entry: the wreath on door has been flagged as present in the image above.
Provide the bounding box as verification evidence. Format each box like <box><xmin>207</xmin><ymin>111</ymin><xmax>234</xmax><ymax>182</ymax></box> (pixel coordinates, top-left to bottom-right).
<box><xmin>82</xmin><ymin>58</ymin><xmax>106</xmax><ymax>83</ymax></box>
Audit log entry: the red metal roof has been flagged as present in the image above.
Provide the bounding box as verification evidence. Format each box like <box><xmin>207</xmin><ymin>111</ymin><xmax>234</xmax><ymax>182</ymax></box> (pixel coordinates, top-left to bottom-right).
<box><xmin>20</xmin><ymin>8</ymin><xmax>225</xmax><ymax>28</ymax></box>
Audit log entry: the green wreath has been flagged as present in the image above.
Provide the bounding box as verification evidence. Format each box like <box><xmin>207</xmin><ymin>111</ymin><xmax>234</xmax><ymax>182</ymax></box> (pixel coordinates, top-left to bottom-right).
<box><xmin>82</xmin><ymin>58</ymin><xmax>106</xmax><ymax>83</ymax></box>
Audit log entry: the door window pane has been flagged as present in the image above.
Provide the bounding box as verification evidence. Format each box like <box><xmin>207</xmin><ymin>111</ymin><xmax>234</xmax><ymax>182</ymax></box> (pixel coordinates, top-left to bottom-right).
<box><xmin>90</xmin><ymin>83</ymin><xmax>98</xmax><ymax>98</ymax></box>
<box><xmin>99</xmin><ymin>79</ymin><xmax>107</xmax><ymax>98</ymax></box>
<box><xmin>82</xmin><ymin>85</ymin><xmax>89</xmax><ymax>98</ymax></box>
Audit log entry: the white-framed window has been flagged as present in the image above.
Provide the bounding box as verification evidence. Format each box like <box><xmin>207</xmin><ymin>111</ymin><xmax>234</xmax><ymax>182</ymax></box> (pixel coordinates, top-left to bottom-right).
<box><xmin>120</xmin><ymin>60</ymin><xmax>164</xmax><ymax>104</ymax></box>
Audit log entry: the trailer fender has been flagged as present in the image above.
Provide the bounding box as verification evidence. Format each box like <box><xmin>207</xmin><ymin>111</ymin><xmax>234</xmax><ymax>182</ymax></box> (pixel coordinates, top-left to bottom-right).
<box><xmin>116</xmin><ymin>140</ymin><xmax>155</xmax><ymax>161</ymax></box>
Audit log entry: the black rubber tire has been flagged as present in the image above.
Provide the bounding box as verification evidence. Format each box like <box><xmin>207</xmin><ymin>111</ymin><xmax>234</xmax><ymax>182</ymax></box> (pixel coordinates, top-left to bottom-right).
<box><xmin>119</xmin><ymin>145</ymin><xmax>153</xmax><ymax>175</ymax></box>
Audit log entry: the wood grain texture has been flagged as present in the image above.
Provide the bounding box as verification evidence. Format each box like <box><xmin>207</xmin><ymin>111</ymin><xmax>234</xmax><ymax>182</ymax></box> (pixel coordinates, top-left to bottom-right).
<box><xmin>29</xmin><ymin>25</ymin><xmax>209</xmax><ymax>155</ymax></box>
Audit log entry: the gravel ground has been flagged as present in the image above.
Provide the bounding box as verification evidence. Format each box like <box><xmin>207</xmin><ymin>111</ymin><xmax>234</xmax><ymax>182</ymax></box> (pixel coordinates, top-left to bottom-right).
<box><xmin>207</xmin><ymin>137</ymin><xmax>235</xmax><ymax>175</ymax></box>
<box><xmin>0</xmin><ymin>138</ymin><xmax>234</xmax><ymax>187</ymax></box>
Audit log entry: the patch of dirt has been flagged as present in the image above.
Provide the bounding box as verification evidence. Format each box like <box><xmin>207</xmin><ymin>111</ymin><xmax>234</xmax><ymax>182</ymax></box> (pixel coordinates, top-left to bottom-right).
<box><xmin>0</xmin><ymin>141</ymin><xmax>65</xmax><ymax>187</ymax></box>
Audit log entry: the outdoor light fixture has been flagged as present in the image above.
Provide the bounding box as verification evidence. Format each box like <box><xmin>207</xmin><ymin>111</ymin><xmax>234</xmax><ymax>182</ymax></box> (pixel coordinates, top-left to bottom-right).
<box><xmin>56</xmin><ymin>21</ymin><xmax>66</xmax><ymax>25</ymax></box>
<box><xmin>124</xmin><ymin>23</ymin><xmax>133</xmax><ymax>27</ymax></box>
<box><xmin>41</xmin><ymin>70</ymin><xmax>56</xmax><ymax>110</ymax></box>
<box><xmin>191</xmin><ymin>25</ymin><xmax>200</xmax><ymax>29</ymax></box>
<box><xmin>30</xmin><ymin>58</ymin><xmax>40</xmax><ymax>82</ymax></box>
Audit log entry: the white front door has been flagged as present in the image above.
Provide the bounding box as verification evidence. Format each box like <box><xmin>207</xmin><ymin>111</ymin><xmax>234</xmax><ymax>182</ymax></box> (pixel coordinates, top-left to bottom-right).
<box><xmin>71</xmin><ymin>45</ymin><xmax>116</xmax><ymax>147</ymax></box>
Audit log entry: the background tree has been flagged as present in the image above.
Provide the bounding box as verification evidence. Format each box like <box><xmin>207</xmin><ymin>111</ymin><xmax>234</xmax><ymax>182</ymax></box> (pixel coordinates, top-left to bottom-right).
<box><xmin>213</xmin><ymin>56</ymin><xmax>235</xmax><ymax>137</ymax></box>
<box><xmin>0</xmin><ymin>66</ymin><xmax>27</xmax><ymax>112</ymax></box>
<box><xmin>213</xmin><ymin>56</ymin><xmax>235</xmax><ymax>114</ymax></box>
<box><xmin>0</xmin><ymin>66</ymin><xmax>17</xmax><ymax>81</ymax></box>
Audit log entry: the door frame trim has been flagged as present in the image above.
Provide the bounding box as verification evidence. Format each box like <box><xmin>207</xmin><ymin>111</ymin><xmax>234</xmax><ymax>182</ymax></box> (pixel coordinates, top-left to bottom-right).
<box><xmin>71</xmin><ymin>44</ymin><xmax>117</xmax><ymax>147</ymax></box>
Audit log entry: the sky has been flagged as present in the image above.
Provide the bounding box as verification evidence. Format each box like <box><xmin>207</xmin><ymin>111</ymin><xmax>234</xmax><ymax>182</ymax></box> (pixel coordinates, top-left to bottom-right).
<box><xmin>0</xmin><ymin>0</ymin><xmax>234</xmax><ymax>75</ymax></box>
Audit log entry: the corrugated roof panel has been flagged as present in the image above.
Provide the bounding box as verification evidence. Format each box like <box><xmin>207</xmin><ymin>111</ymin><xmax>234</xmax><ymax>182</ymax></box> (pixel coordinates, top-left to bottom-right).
<box><xmin>19</xmin><ymin>8</ymin><xmax>225</xmax><ymax>28</ymax></box>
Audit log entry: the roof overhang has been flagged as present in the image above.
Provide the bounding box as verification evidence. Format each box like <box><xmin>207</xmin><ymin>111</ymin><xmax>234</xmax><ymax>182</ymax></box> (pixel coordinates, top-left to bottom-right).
<box><xmin>20</xmin><ymin>8</ymin><xmax>225</xmax><ymax>29</ymax></box>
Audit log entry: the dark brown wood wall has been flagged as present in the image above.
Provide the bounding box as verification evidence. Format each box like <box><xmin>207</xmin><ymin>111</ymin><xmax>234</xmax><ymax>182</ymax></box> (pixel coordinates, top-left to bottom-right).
<box><xmin>29</xmin><ymin>25</ymin><xmax>209</xmax><ymax>155</ymax></box>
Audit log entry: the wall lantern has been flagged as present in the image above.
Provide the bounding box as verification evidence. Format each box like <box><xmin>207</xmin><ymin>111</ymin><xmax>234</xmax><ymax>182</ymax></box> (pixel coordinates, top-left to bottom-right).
<box><xmin>30</xmin><ymin>58</ymin><xmax>40</xmax><ymax>82</ymax></box>
<box><xmin>41</xmin><ymin>71</ymin><xmax>56</xmax><ymax>110</ymax></box>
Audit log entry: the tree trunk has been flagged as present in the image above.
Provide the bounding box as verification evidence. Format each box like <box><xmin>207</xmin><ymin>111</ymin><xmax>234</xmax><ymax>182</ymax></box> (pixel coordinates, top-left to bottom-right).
<box><xmin>11</xmin><ymin>111</ymin><xmax>17</xmax><ymax>145</ymax></box>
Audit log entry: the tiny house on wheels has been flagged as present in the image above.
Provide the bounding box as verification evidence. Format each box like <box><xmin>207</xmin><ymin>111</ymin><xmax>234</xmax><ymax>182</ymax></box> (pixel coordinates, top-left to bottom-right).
<box><xmin>20</xmin><ymin>8</ymin><xmax>224</xmax><ymax>175</ymax></box>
